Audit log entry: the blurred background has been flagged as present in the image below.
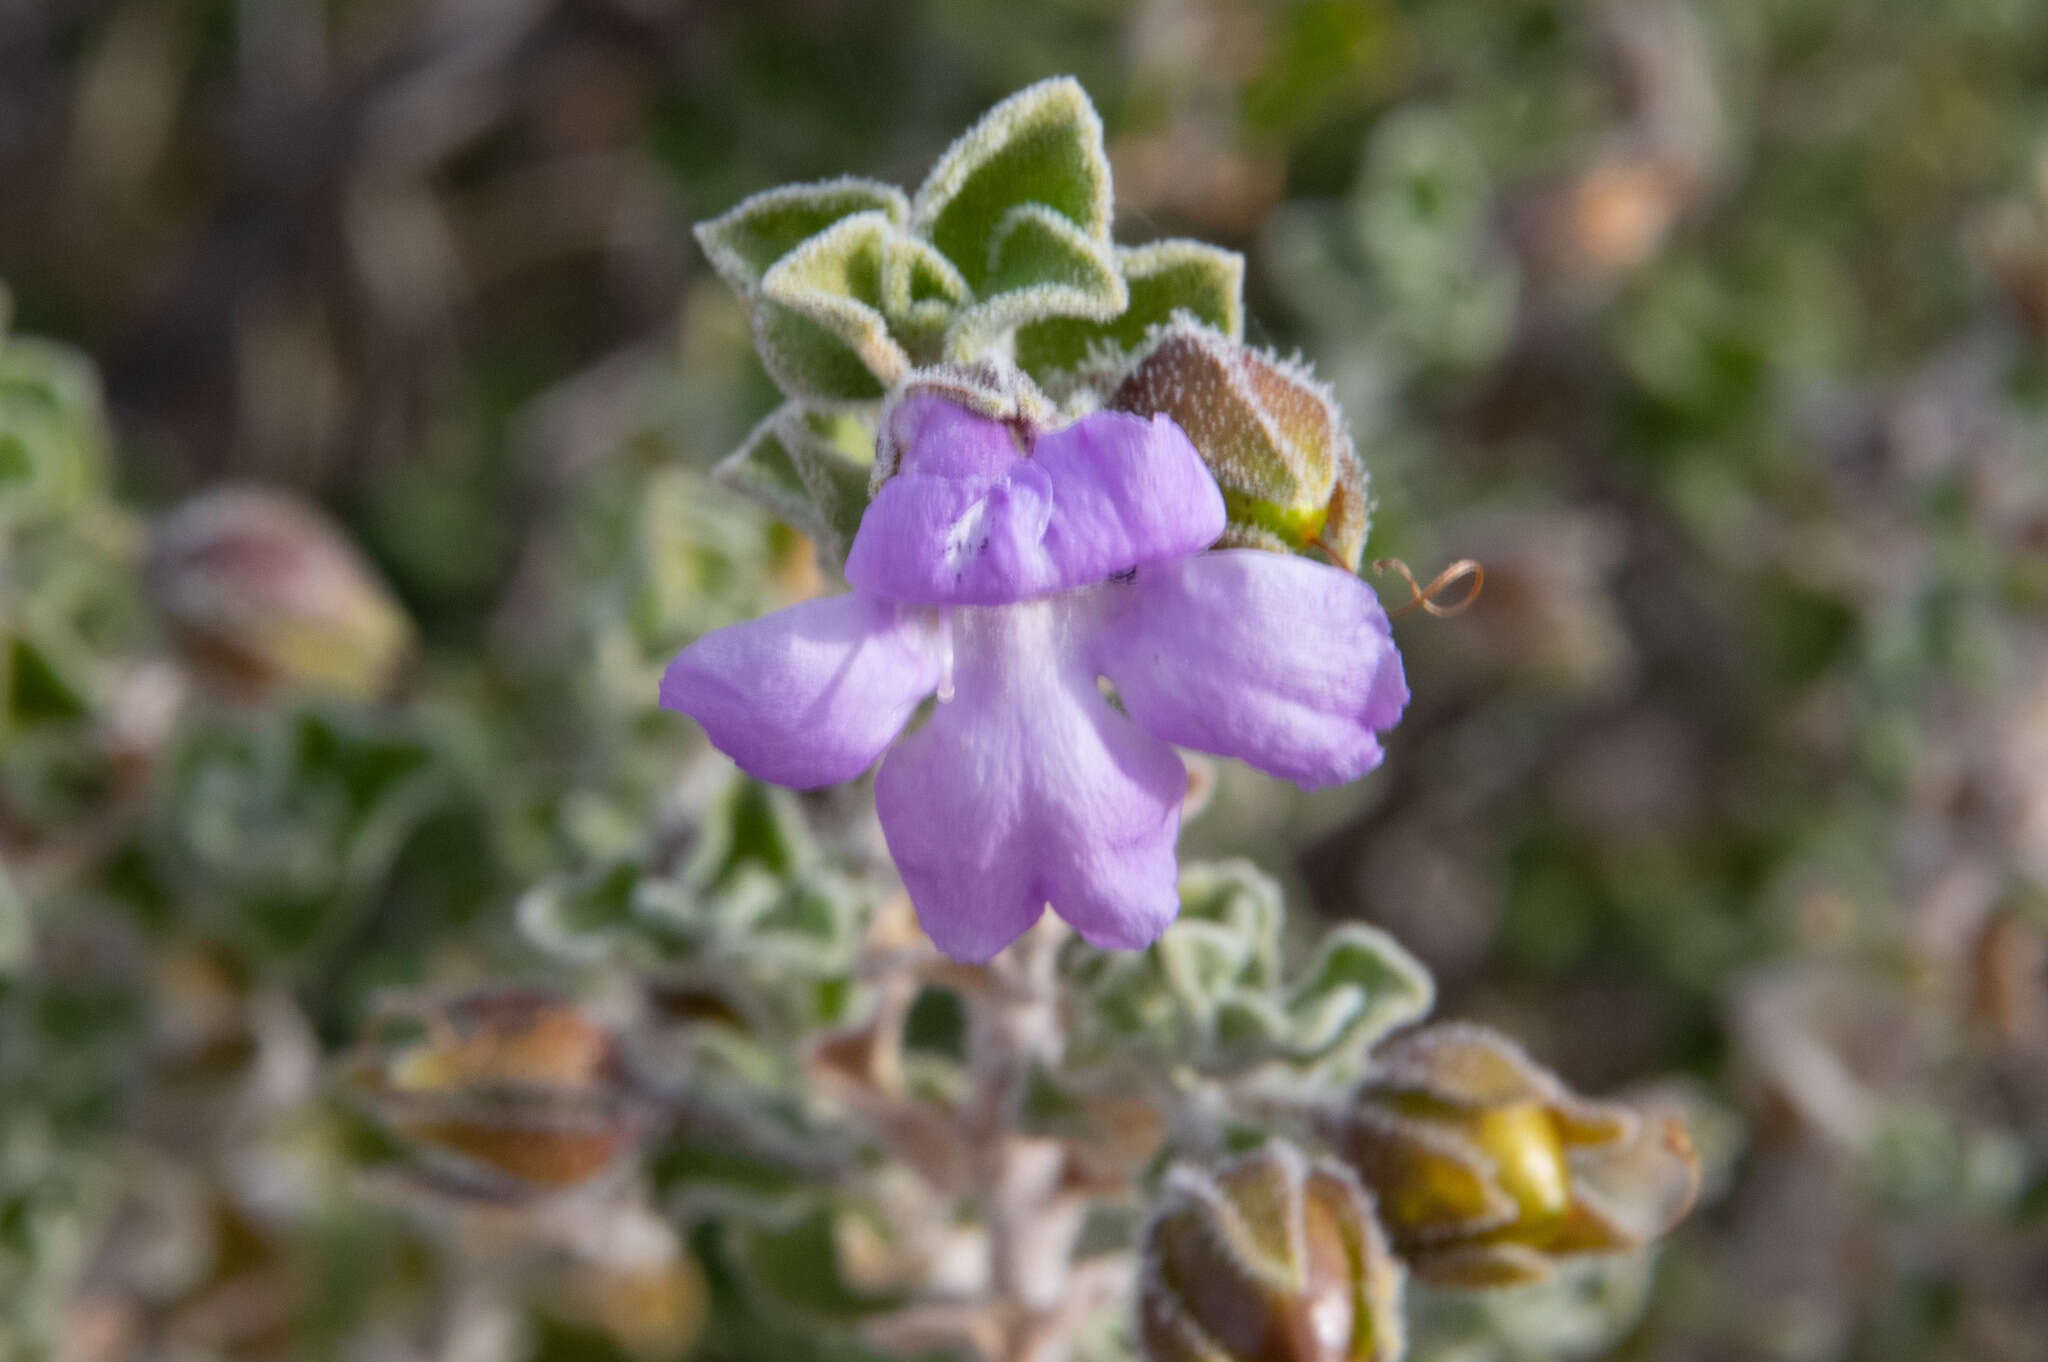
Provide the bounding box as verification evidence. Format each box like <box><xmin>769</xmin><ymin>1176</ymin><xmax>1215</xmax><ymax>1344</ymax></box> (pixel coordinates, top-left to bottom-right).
<box><xmin>3</xmin><ymin>0</ymin><xmax>2047</xmax><ymax>1359</ymax></box>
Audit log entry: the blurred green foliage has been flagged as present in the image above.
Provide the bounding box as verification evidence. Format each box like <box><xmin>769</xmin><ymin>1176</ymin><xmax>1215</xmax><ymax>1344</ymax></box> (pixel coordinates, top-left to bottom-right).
<box><xmin>1</xmin><ymin>0</ymin><xmax>2046</xmax><ymax>1360</ymax></box>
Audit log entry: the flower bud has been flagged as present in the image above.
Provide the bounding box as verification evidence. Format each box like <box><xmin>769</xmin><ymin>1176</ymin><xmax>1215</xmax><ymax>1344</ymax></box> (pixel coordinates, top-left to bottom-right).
<box><xmin>1112</xmin><ymin>323</ymin><xmax>1369</xmax><ymax>570</ymax></box>
<box><xmin>1324</xmin><ymin>1023</ymin><xmax>1698</xmax><ymax>1288</ymax></box>
<box><xmin>1140</xmin><ymin>1141</ymin><xmax>1404</xmax><ymax>1362</ymax></box>
<box><xmin>147</xmin><ymin>484</ymin><xmax>413</xmax><ymax>703</ymax></box>
<box><xmin>340</xmin><ymin>989</ymin><xmax>643</xmax><ymax>1197</ymax></box>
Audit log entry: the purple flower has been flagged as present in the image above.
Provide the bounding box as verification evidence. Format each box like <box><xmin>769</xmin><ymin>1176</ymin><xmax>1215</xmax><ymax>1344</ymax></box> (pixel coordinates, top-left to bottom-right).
<box><xmin>661</xmin><ymin>395</ymin><xmax>1409</xmax><ymax>962</ymax></box>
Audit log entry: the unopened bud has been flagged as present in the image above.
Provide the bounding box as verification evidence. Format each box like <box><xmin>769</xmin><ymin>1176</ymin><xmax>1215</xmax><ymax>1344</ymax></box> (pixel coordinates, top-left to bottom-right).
<box><xmin>148</xmin><ymin>485</ymin><xmax>413</xmax><ymax>703</ymax></box>
<box><xmin>341</xmin><ymin>989</ymin><xmax>643</xmax><ymax>1196</ymax></box>
<box><xmin>1325</xmin><ymin>1023</ymin><xmax>1697</xmax><ymax>1288</ymax></box>
<box><xmin>1113</xmin><ymin>323</ymin><xmax>1368</xmax><ymax>570</ymax></box>
<box><xmin>1140</xmin><ymin>1141</ymin><xmax>1404</xmax><ymax>1362</ymax></box>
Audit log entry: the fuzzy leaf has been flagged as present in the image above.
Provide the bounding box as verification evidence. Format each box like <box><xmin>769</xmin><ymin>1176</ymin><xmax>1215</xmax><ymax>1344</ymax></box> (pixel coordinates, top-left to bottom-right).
<box><xmin>751</xmin><ymin>303</ymin><xmax>888</xmax><ymax>406</ymax></box>
<box><xmin>756</xmin><ymin>212</ymin><xmax>970</xmax><ymax>384</ymax></box>
<box><xmin>944</xmin><ymin>203</ymin><xmax>1125</xmax><ymax>357</ymax></box>
<box><xmin>761</xmin><ymin>214</ymin><xmax>937</xmax><ymax>389</ymax></box>
<box><xmin>786</xmin><ymin>410</ymin><xmax>877</xmax><ymax>558</ymax></box>
<box><xmin>695</xmin><ymin>178</ymin><xmax>910</xmax><ymax>295</ymax></box>
<box><xmin>4</xmin><ymin>632</ymin><xmax>92</xmax><ymax>727</ymax></box>
<box><xmin>516</xmin><ymin>784</ymin><xmax>867</xmax><ymax>1026</ymax></box>
<box><xmin>713</xmin><ymin>411</ymin><xmax>813</xmax><ymax>531</ymax></box>
<box><xmin>881</xmin><ymin>230</ymin><xmax>971</xmax><ymax>317</ymax></box>
<box><xmin>713</xmin><ymin>404</ymin><xmax>873</xmax><ymax>562</ymax></box>
<box><xmin>1272</xmin><ymin>924</ymin><xmax>1434</xmax><ymax>1067</ymax></box>
<box><xmin>0</xmin><ymin>860</ymin><xmax>26</xmax><ymax>976</ymax></box>
<box><xmin>0</xmin><ymin>335</ymin><xmax>111</xmax><ymax>526</ymax></box>
<box><xmin>912</xmin><ymin>77</ymin><xmax>1113</xmax><ymax>293</ymax></box>
<box><xmin>880</xmin><ymin>234</ymin><xmax>970</xmax><ymax>361</ymax></box>
<box><xmin>747</xmin><ymin>216</ymin><xmax>905</xmax><ymax>403</ymax></box>
<box><xmin>1062</xmin><ymin>861</ymin><xmax>1435</xmax><ymax>1082</ymax></box>
<box><xmin>1015</xmin><ymin>240</ymin><xmax>1245</xmax><ymax>377</ymax></box>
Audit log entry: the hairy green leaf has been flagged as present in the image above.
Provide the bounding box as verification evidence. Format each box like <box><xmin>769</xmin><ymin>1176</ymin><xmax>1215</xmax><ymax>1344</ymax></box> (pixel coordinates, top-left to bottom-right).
<box><xmin>713</xmin><ymin>404</ymin><xmax>873</xmax><ymax>562</ymax></box>
<box><xmin>695</xmin><ymin>177</ymin><xmax>910</xmax><ymax>295</ymax></box>
<box><xmin>912</xmin><ymin>77</ymin><xmax>1113</xmax><ymax>293</ymax></box>
<box><xmin>1015</xmin><ymin>239</ymin><xmax>1245</xmax><ymax>378</ymax></box>
<box><xmin>944</xmin><ymin>203</ymin><xmax>1125</xmax><ymax>358</ymax></box>
<box><xmin>752</xmin><ymin>303</ymin><xmax>889</xmax><ymax>406</ymax></box>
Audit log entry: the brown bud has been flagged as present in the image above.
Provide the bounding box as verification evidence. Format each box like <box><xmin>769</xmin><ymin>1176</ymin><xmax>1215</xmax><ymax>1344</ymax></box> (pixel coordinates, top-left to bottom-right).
<box><xmin>1112</xmin><ymin>322</ymin><xmax>1369</xmax><ymax>570</ymax></box>
<box><xmin>1140</xmin><ymin>1141</ymin><xmax>1404</xmax><ymax>1362</ymax></box>
<box><xmin>147</xmin><ymin>484</ymin><xmax>413</xmax><ymax>703</ymax></box>
<box><xmin>1325</xmin><ymin>1023</ymin><xmax>1698</xmax><ymax>1288</ymax></box>
<box><xmin>340</xmin><ymin>989</ymin><xmax>644</xmax><ymax>1197</ymax></box>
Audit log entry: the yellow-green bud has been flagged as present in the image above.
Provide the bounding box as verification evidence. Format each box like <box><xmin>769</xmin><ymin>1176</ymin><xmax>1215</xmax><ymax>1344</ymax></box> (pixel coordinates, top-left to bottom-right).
<box><xmin>341</xmin><ymin>989</ymin><xmax>642</xmax><ymax>1196</ymax></box>
<box><xmin>1140</xmin><ymin>1141</ymin><xmax>1404</xmax><ymax>1362</ymax></box>
<box><xmin>147</xmin><ymin>484</ymin><xmax>413</xmax><ymax>703</ymax></box>
<box><xmin>1112</xmin><ymin>322</ymin><xmax>1369</xmax><ymax>570</ymax></box>
<box><xmin>1325</xmin><ymin>1023</ymin><xmax>1695</xmax><ymax>1288</ymax></box>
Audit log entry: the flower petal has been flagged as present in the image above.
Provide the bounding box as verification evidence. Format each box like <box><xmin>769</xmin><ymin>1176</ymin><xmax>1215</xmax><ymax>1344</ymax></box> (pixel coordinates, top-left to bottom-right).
<box><xmin>874</xmin><ymin>598</ymin><xmax>1186</xmax><ymax>961</ymax></box>
<box><xmin>844</xmin><ymin>456</ymin><xmax>1056</xmax><ymax>607</ymax></box>
<box><xmin>846</xmin><ymin>405</ymin><xmax>1225</xmax><ymax>606</ymax></box>
<box><xmin>660</xmin><ymin>593</ymin><xmax>939</xmax><ymax>788</ymax></box>
<box><xmin>883</xmin><ymin>391</ymin><xmax>1025</xmax><ymax>481</ymax></box>
<box><xmin>1027</xmin><ymin>410</ymin><xmax>1226</xmax><ymax>585</ymax></box>
<box><xmin>1094</xmin><ymin>550</ymin><xmax>1408</xmax><ymax>789</ymax></box>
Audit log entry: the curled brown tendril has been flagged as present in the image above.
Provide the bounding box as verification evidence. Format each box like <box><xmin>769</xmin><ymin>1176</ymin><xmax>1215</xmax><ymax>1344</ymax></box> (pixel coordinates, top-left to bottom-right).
<box><xmin>1372</xmin><ymin>557</ymin><xmax>1485</xmax><ymax>617</ymax></box>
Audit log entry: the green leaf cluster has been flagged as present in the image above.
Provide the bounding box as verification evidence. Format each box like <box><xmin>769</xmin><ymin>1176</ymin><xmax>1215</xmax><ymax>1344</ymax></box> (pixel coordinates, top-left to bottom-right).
<box><xmin>1061</xmin><ymin>860</ymin><xmax>1434</xmax><ymax>1084</ymax></box>
<box><xmin>518</xmin><ymin>776</ymin><xmax>871</xmax><ymax>1033</ymax></box>
<box><xmin>143</xmin><ymin>706</ymin><xmax>493</xmax><ymax>969</ymax></box>
<box><xmin>0</xmin><ymin>332</ymin><xmax>109</xmax><ymax>530</ymax></box>
<box><xmin>697</xmin><ymin>78</ymin><xmax>1246</xmax><ymax>562</ymax></box>
<box><xmin>0</xmin><ymin>323</ymin><xmax>146</xmax><ymax>854</ymax></box>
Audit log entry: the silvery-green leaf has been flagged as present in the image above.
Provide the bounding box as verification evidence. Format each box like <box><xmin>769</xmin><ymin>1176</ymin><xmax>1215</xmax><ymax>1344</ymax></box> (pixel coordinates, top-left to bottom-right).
<box><xmin>695</xmin><ymin>177</ymin><xmax>910</xmax><ymax>296</ymax></box>
<box><xmin>1015</xmin><ymin>240</ymin><xmax>1245</xmax><ymax>378</ymax></box>
<box><xmin>786</xmin><ymin>409</ymin><xmax>877</xmax><ymax>560</ymax></box>
<box><xmin>1201</xmin><ymin>925</ymin><xmax>1432</xmax><ymax>1078</ymax></box>
<box><xmin>714</xmin><ymin>404</ymin><xmax>874</xmax><ymax>563</ymax></box>
<box><xmin>0</xmin><ymin>335</ymin><xmax>112</xmax><ymax>526</ymax></box>
<box><xmin>945</xmin><ymin>204</ymin><xmax>1126</xmax><ymax>358</ymax></box>
<box><xmin>758</xmin><ymin>213</ymin><xmax>917</xmax><ymax>393</ymax></box>
<box><xmin>880</xmin><ymin>235</ymin><xmax>970</xmax><ymax>361</ymax></box>
<box><xmin>1157</xmin><ymin>918</ymin><xmax>1260</xmax><ymax>1008</ymax></box>
<box><xmin>1174</xmin><ymin>859</ymin><xmax>1285</xmax><ymax>986</ymax></box>
<box><xmin>912</xmin><ymin>77</ymin><xmax>1113</xmax><ymax>293</ymax></box>
<box><xmin>515</xmin><ymin>858</ymin><xmax>643</xmax><ymax>965</ymax></box>
<box><xmin>1271</xmin><ymin>924</ymin><xmax>1434</xmax><ymax>1070</ymax></box>
<box><xmin>0</xmin><ymin>860</ymin><xmax>26</xmax><ymax>975</ymax></box>
<box><xmin>880</xmin><ymin>229</ymin><xmax>970</xmax><ymax>317</ymax></box>
<box><xmin>751</xmin><ymin>301</ymin><xmax>890</xmax><ymax>406</ymax></box>
<box><xmin>1063</xmin><ymin>861</ymin><xmax>1438</xmax><ymax>1081</ymax></box>
<box><xmin>1406</xmin><ymin>1253</ymin><xmax>1658</xmax><ymax>1362</ymax></box>
<box><xmin>714</xmin><ymin>409</ymin><xmax>820</xmax><ymax>532</ymax></box>
<box><xmin>3</xmin><ymin>631</ymin><xmax>92</xmax><ymax>728</ymax></box>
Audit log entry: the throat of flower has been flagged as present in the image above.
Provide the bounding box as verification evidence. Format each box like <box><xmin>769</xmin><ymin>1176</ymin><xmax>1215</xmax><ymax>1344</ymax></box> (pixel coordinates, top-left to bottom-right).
<box><xmin>936</xmin><ymin>608</ymin><xmax>956</xmax><ymax>703</ymax></box>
